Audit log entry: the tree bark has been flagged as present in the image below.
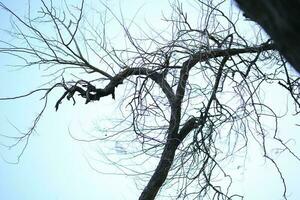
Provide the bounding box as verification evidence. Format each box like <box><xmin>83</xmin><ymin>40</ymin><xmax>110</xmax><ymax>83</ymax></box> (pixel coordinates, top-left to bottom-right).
<box><xmin>235</xmin><ymin>0</ymin><xmax>300</xmax><ymax>73</ymax></box>
<box><xmin>138</xmin><ymin>138</ymin><xmax>180</xmax><ymax>200</ymax></box>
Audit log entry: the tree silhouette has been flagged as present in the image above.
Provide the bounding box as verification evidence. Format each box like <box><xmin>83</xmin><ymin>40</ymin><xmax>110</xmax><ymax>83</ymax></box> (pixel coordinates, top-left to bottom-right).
<box><xmin>0</xmin><ymin>0</ymin><xmax>299</xmax><ymax>199</ymax></box>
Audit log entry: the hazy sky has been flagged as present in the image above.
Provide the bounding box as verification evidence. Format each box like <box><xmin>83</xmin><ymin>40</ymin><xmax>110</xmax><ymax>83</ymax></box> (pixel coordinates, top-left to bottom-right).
<box><xmin>0</xmin><ymin>0</ymin><xmax>300</xmax><ymax>200</ymax></box>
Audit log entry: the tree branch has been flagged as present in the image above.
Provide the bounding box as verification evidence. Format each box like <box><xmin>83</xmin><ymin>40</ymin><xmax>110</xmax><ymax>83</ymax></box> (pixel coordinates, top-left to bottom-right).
<box><xmin>55</xmin><ymin>67</ymin><xmax>175</xmax><ymax>110</ymax></box>
<box><xmin>175</xmin><ymin>42</ymin><xmax>276</xmax><ymax>101</ymax></box>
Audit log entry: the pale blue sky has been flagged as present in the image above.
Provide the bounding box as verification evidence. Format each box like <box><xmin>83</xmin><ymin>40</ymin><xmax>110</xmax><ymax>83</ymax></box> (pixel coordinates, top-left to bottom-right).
<box><xmin>0</xmin><ymin>0</ymin><xmax>300</xmax><ymax>200</ymax></box>
<box><xmin>0</xmin><ymin>0</ymin><xmax>140</xmax><ymax>199</ymax></box>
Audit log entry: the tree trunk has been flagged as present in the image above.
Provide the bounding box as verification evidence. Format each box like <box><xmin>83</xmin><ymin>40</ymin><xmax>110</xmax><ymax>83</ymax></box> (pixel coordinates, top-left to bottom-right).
<box><xmin>235</xmin><ymin>0</ymin><xmax>300</xmax><ymax>73</ymax></box>
<box><xmin>138</xmin><ymin>139</ymin><xmax>180</xmax><ymax>200</ymax></box>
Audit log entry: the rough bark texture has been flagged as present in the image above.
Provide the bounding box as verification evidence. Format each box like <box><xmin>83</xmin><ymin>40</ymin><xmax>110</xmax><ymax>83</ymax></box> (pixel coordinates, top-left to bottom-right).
<box><xmin>235</xmin><ymin>0</ymin><xmax>300</xmax><ymax>73</ymax></box>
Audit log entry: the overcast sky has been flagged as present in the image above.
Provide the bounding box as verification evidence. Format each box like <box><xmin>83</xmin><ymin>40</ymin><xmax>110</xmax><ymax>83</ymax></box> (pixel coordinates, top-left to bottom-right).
<box><xmin>0</xmin><ymin>0</ymin><xmax>300</xmax><ymax>200</ymax></box>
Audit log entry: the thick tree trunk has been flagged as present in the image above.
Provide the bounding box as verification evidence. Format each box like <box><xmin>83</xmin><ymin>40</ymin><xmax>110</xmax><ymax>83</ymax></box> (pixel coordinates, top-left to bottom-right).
<box><xmin>235</xmin><ymin>0</ymin><xmax>300</xmax><ymax>73</ymax></box>
<box><xmin>138</xmin><ymin>139</ymin><xmax>180</xmax><ymax>200</ymax></box>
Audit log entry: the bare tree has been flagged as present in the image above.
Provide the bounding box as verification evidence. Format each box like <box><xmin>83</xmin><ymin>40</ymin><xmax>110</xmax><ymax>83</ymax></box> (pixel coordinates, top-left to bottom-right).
<box><xmin>0</xmin><ymin>0</ymin><xmax>299</xmax><ymax>199</ymax></box>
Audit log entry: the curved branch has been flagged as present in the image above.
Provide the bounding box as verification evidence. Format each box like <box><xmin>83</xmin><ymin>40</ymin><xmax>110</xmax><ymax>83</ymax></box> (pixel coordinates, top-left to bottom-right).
<box><xmin>177</xmin><ymin>116</ymin><xmax>201</xmax><ymax>141</ymax></box>
<box><xmin>55</xmin><ymin>67</ymin><xmax>175</xmax><ymax>110</ymax></box>
<box><xmin>175</xmin><ymin>43</ymin><xmax>276</xmax><ymax>100</ymax></box>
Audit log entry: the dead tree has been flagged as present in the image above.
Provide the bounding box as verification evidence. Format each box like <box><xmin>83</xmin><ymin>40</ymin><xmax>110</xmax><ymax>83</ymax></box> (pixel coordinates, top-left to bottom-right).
<box><xmin>0</xmin><ymin>0</ymin><xmax>299</xmax><ymax>199</ymax></box>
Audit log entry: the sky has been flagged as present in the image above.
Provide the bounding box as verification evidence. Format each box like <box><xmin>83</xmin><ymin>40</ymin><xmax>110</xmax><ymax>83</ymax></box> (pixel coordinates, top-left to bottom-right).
<box><xmin>0</xmin><ymin>0</ymin><xmax>300</xmax><ymax>200</ymax></box>
<box><xmin>0</xmin><ymin>0</ymin><xmax>142</xmax><ymax>199</ymax></box>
